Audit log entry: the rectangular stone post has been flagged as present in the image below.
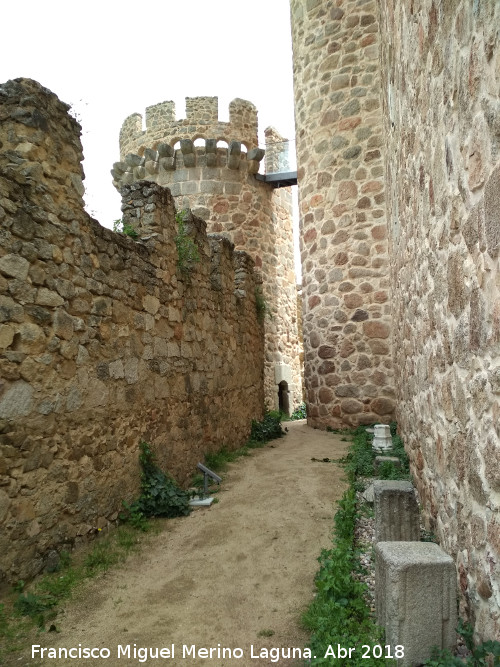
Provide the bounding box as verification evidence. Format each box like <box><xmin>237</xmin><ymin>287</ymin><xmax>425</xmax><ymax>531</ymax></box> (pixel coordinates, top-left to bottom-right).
<box><xmin>373</xmin><ymin>480</ymin><xmax>420</xmax><ymax>542</ymax></box>
<box><xmin>375</xmin><ymin>542</ymin><xmax>457</xmax><ymax>666</ymax></box>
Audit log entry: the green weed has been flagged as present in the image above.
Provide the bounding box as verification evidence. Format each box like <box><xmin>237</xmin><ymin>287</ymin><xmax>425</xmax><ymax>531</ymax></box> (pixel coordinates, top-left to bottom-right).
<box><xmin>341</xmin><ymin>426</ymin><xmax>376</xmax><ymax>481</ymax></box>
<box><xmin>377</xmin><ymin>460</ymin><xmax>405</xmax><ymax>480</ymax></box>
<box><xmin>120</xmin><ymin>442</ymin><xmax>191</xmax><ymax>528</ymax></box>
<box><xmin>203</xmin><ymin>413</ymin><xmax>285</xmax><ymax>474</ymax></box>
<box><xmin>386</xmin><ymin>434</ymin><xmax>410</xmax><ymax>474</ymax></box>
<box><xmin>423</xmin><ymin>619</ymin><xmax>500</xmax><ymax>666</ymax></box>
<box><xmin>116</xmin><ymin>528</ymin><xmax>139</xmax><ymax>552</ymax></box>
<box><xmin>0</xmin><ymin>604</ymin><xmax>9</xmax><ymax>636</ymax></box>
<box><xmin>303</xmin><ymin>424</ymin><xmax>415</xmax><ymax>664</ymax></box>
<box><xmin>174</xmin><ymin>209</ymin><xmax>200</xmax><ymax>273</ymax></box>
<box><xmin>205</xmin><ymin>447</ymin><xmax>241</xmax><ymax>472</ymax></box>
<box><xmin>14</xmin><ymin>592</ymin><xmax>56</xmax><ymax>616</ymax></box>
<box><xmin>421</xmin><ymin>529</ymin><xmax>438</xmax><ymax>543</ymax></box>
<box><xmin>249</xmin><ymin>412</ymin><xmax>285</xmax><ymax>443</ymax></box>
<box><xmin>12</xmin><ymin>580</ymin><xmax>25</xmax><ymax>593</ymax></box>
<box><xmin>255</xmin><ymin>286</ymin><xmax>268</xmax><ymax>324</ymax></box>
<box><xmin>290</xmin><ymin>402</ymin><xmax>307</xmax><ymax>420</ymax></box>
<box><xmin>113</xmin><ymin>219</ymin><xmax>139</xmax><ymax>240</ymax></box>
<box><xmin>37</xmin><ymin>568</ymin><xmax>79</xmax><ymax>600</ymax></box>
<box><xmin>84</xmin><ymin>542</ymin><xmax>120</xmax><ymax>574</ymax></box>
<box><xmin>303</xmin><ymin>487</ymin><xmax>388</xmax><ymax>666</ymax></box>
<box><xmin>257</xmin><ymin>629</ymin><xmax>275</xmax><ymax>637</ymax></box>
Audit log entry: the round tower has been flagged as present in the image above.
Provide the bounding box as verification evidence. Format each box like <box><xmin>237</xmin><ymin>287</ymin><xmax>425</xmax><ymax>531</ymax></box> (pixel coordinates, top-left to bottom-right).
<box><xmin>112</xmin><ymin>96</ymin><xmax>303</xmax><ymax>414</ymax></box>
<box><xmin>289</xmin><ymin>0</ymin><xmax>395</xmax><ymax>428</ymax></box>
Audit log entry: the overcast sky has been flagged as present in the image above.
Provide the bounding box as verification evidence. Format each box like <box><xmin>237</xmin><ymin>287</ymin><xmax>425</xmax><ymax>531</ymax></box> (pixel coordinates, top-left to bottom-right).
<box><xmin>1</xmin><ymin>0</ymin><xmax>297</xmax><ymax>231</ymax></box>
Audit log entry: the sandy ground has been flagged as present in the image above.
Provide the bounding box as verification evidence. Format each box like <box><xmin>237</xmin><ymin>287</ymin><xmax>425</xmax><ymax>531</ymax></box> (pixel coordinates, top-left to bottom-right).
<box><xmin>19</xmin><ymin>421</ymin><xmax>349</xmax><ymax>667</ymax></box>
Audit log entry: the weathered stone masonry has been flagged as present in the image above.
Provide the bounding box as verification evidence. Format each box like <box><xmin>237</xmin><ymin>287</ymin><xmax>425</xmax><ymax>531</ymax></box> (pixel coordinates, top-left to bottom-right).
<box><xmin>289</xmin><ymin>0</ymin><xmax>500</xmax><ymax>642</ymax></box>
<box><xmin>0</xmin><ymin>78</ymin><xmax>264</xmax><ymax>582</ymax></box>
<box><xmin>114</xmin><ymin>97</ymin><xmax>303</xmax><ymax>413</ymax></box>
<box><xmin>378</xmin><ymin>0</ymin><xmax>500</xmax><ymax>641</ymax></box>
<box><xmin>290</xmin><ymin>0</ymin><xmax>395</xmax><ymax>429</ymax></box>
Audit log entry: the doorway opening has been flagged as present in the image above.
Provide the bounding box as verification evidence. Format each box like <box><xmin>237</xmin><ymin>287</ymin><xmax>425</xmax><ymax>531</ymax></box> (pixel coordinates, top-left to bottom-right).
<box><xmin>278</xmin><ymin>380</ymin><xmax>290</xmax><ymax>416</ymax></box>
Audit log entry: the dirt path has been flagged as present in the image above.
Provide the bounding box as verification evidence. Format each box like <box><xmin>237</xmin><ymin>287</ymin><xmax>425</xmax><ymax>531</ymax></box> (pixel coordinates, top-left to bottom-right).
<box><xmin>25</xmin><ymin>421</ymin><xmax>348</xmax><ymax>667</ymax></box>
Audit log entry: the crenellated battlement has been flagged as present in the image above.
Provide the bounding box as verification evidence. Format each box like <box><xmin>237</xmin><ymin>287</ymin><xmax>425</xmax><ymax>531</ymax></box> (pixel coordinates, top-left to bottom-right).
<box><xmin>111</xmin><ymin>141</ymin><xmax>266</xmax><ymax>191</ymax></box>
<box><xmin>114</xmin><ymin>92</ymin><xmax>303</xmax><ymax>419</ymax></box>
<box><xmin>120</xmin><ymin>96</ymin><xmax>259</xmax><ymax>160</ymax></box>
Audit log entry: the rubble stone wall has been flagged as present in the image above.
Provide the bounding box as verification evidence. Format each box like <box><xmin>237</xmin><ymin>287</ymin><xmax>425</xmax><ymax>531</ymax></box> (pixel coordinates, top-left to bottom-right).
<box><xmin>114</xmin><ymin>98</ymin><xmax>303</xmax><ymax>413</ymax></box>
<box><xmin>0</xmin><ymin>78</ymin><xmax>264</xmax><ymax>583</ymax></box>
<box><xmin>378</xmin><ymin>0</ymin><xmax>500</xmax><ymax>641</ymax></box>
<box><xmin>290</xmin><ymin>0</ymin><xmax>395</xmax><ymax>428</ymax></box>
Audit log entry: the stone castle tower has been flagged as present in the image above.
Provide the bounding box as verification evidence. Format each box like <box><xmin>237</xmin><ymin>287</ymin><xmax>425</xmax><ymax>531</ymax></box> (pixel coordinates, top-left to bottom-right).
<box><xmin>289</xmin><ymin>0</ymin><xmax>395</xmax><ymax>429</ymax></box>
<box><xmin>112</xmin><ymin>96</ymin><xmax>302</xmax><ymax>412</ymax></box>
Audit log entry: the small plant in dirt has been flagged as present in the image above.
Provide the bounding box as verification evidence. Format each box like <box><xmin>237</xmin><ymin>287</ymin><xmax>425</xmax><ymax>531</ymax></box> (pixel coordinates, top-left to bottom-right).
<box><xmin>84</xmin><ymin>542</ymin><xmax>120</xmax><ymax>574</ymax></box>
<box><xmin>14</xmin><ymin>592</ymin><xmax>57</xmax><ymax>628</ymax></box>
<box><xmin>257</xmin><ymin>629</ymin><xmax>275</xmax><ymax>637</ymax></box>
<box><xmin>290</xmin><ymin>402</ymin><xmax>307</xmax><ymax>420</ymax></box>
<box><xmin>249</xmin><ymin>412</ymin><xmax>285</xmax><ymax>443</ymax></box>
<box><xmin>113</xmin><ymin>218</ymin><xmax>139</xmax><ymax>240</ymax></box>
<box><xmin>204</xmin><ymin>446</ymin><xmax>246</xmax><ymax>473</ymax></box>
<box><xmin>175</xmin><ymin>209</ymin><xmax>200</xmax><ymax>273</ymax></box>
<box><xmin>121</xmin><ymin>442</ymin><xmax>191</xmax><ymax>528</ymax></box>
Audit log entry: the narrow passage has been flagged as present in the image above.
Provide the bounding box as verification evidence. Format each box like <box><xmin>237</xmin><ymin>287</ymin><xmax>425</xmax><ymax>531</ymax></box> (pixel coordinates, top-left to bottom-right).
<box><xmin>31</xmin><ymin>422</ymin><xmax>349</xmax><ymax>667</ymax></box>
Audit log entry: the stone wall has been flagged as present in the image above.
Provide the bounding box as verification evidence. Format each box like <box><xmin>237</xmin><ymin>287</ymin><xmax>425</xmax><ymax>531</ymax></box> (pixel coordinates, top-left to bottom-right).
<box><xmin>290</xmin><ymin>0</ymin><xmax>395</xmax><ymax>428</ymax></box>
<box><xmin>378</xmin><ymin>0</ymin><xmax>500</xmax><ymax>641</ymax></box>
<box><xmin>114</xmin><ymin>98</ymin><xmax>303</xmax><ymax>413</ymax></box>
<box><xmin>0</xmin><ymin>78</ymin><xmax>264</xmax><ymax>583</ymax></box>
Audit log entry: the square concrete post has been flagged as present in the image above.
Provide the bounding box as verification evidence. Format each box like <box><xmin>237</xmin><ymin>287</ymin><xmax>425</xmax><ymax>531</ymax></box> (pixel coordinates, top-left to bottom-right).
<box><xmin>373</xmin><ymin>480</ymin><xmax>420</xmax><ymax>542</ymax></box>
<box><xmin>375</xmin><ymin>542</ymin><xmax>457</xmax><ymax>666</ymax></box>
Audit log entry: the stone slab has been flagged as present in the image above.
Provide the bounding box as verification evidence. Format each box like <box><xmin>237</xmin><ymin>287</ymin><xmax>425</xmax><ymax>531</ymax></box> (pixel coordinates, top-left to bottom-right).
<box><xmin>375</xmin><ymin>541</ymin><xmax>457</xmax><ymax>666</ymax></box>
<box><xmin>373</xmin><ymin>480</ymin><xmax>420</xmax><ymax>542</ymax></box>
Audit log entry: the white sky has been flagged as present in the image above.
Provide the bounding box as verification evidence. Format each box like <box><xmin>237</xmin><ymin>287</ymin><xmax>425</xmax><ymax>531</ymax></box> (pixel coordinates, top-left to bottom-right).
<box><xmin>1</xmin><ymin>0</ymin><xmax>300</xmax><ymax>278</ymax></box>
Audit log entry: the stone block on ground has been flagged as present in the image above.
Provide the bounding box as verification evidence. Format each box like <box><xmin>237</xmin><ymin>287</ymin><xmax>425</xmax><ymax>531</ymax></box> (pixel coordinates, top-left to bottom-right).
<box><xmin>375</xmin><ymin>541</ymin><xmax>457</xmax><ymax>666</ymax></box>
<box><xmin>373</xmin><ymin>480</ymin><xmax>420</xmax><ymax>542</ymax></box>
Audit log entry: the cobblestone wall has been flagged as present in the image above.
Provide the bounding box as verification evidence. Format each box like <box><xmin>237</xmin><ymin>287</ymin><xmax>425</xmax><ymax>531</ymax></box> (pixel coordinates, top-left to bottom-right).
<box><xmin>115</xmin><ymin>98</ymin><xmax>303</xmax><ymax>413</ymax></box>
<box><xmin>379</xmin><ymin>0</ymin><xmax>500</xmax><ymax>641</ymax></box>
<box><xmin>290</xmin><ymin>0</ymin><xmax>395</xmax><ymax>428</ymax></box>
<box><xmin>0</xmin><ymin>79</ymin><xmax>264</xmax><ymax>583</ymax></box>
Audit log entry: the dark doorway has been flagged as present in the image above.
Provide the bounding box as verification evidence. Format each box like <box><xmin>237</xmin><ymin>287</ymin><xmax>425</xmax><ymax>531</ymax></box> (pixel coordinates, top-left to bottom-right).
<box><xmin>278</xmin><ymin>380</ymin><xmax>290</xmax><ymax>416</ymax></box>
